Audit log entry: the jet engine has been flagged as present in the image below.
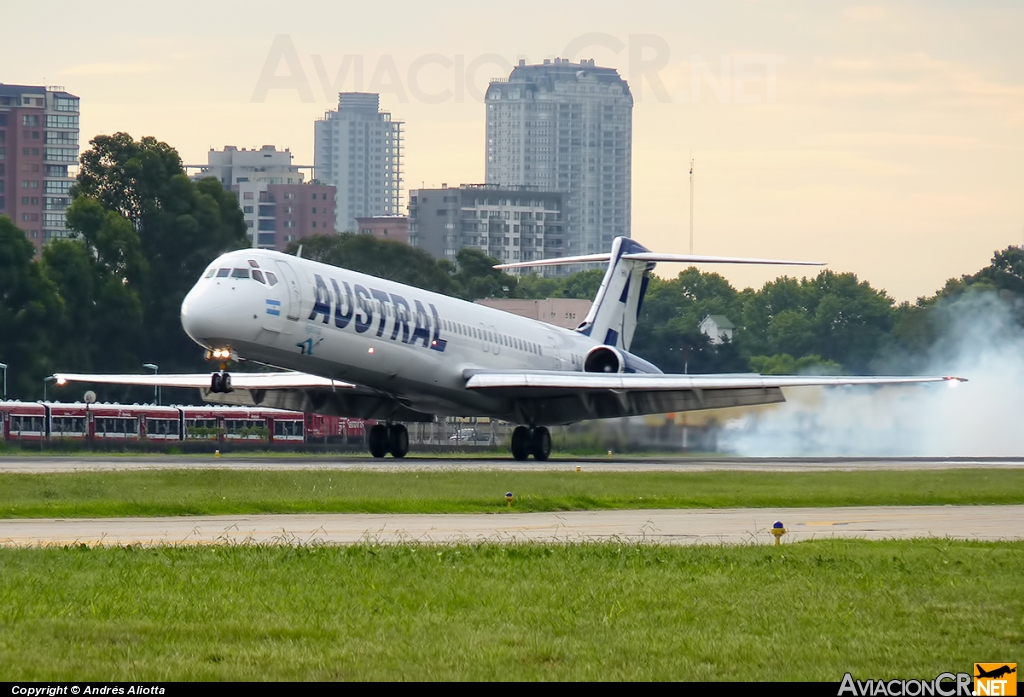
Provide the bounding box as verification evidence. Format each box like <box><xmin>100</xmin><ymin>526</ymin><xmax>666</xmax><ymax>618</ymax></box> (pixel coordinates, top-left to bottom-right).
<box><xmin>584</xmin><ymin>345</ymin><xmax>625</xmax><ymax>373</ymax></box>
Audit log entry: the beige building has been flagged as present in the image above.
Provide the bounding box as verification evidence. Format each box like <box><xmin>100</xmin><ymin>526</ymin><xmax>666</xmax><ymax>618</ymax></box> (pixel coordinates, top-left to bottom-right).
<box><xmin>356</xmin><ymin>215</ymin><xmax>409</xmax><ymax>244</ymax></box>
<box><xmin>474</xmin><ymin>298</ymin><xmax>592</xmax><ymax>330</ymax></box>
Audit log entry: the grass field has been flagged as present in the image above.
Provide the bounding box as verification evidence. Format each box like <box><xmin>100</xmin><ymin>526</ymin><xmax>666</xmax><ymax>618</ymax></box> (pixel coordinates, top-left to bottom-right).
<box><xmin>0</xmin><ymin>540</ymin><xmax>1020</xmax><ymax>680</ymax></box>
<box><xmin>0</xmin><ymin>468</ymin><xmax>1021</xmax><ymax>518</ymax></box>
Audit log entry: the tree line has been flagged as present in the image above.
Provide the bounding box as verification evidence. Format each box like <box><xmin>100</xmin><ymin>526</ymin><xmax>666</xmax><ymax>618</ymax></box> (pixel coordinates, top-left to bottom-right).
<box><xmin>1</xmin><ymin>133</ymin><xmax>1021</xmax><ymax>401</ymax></box>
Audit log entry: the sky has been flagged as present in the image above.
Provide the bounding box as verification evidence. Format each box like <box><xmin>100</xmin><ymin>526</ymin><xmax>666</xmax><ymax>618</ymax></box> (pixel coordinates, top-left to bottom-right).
<box><xmin>3</xmin><ymin>0</ymin><xmax>1022</xmax><ymax>301</ymax></box>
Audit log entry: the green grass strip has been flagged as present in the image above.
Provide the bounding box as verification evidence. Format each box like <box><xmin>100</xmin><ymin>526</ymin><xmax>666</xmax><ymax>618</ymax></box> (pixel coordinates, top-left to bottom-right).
<box><xmin>0</xmin><ymin>469</ymin><xmax>1021</xmax><ymax>518</ymax></box>
<box><xmin>0</xmin><ymin>540</ymin><xmax>1020</xmax><ymax>680</ymax></box>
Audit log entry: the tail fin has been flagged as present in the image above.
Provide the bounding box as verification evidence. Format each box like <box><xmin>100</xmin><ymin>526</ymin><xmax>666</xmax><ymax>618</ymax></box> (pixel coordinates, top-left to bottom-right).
<box><xmin>574</xmin><ymin>237</ymin><xmax>653</xmax><ymax>351</ymax></box>
<box><xmin>494</xmin><ymin>236</ymin><xmax>824</xmax><ymax>352</ymax></box>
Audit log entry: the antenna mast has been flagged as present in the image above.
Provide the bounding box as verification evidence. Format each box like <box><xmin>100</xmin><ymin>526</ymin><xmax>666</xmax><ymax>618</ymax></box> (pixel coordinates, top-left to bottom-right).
<box><xmin>688</xmin><ymin>157</ymin><xmax>694</xmax><ymax>254</ymax></box>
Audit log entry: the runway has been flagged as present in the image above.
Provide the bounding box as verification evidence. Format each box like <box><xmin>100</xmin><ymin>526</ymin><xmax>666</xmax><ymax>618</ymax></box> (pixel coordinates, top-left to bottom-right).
<box><xmin>1</xmin><ymin>454</ymin><xmax>1023</xmax><ymax>473</ymax></box>
<box><xmin>1</xmin><ymin>505</ymin><xmax>1021</xmax><ymax>547</ymax></box>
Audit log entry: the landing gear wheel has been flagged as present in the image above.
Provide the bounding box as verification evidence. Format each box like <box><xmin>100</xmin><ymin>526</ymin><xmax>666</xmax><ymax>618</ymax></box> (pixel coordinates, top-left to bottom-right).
<box><xmin>209</xmin><ymin>372</ymin><xmax>232</xmax><ymax>393</ymax></box>
<box><xmin>387</xmin><ymin>424</ymin><xmax>409</xmax><ymax>459</ymax></box>
<box><xmin>511</xmin><ymin>426</ymin><xmax>531</xmax><ymax>461</ymax></box>
<box><xmin>368</xmin><ymin>424</ymin><xmax>389</xmax><ymax>458</ymax></box>
<box><xmin>530</xmin><ymin>426</ymin><xmax>551</xmax><ymax>461</ymax></box>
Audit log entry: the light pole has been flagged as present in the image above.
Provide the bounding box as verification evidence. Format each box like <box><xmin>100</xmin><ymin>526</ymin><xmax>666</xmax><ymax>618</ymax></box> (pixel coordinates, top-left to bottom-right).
<box><xmin>43</xmin><ymin>376</ymin><xmax>56</xmax><ymax>402</ymax></box>
<box><xmin>0</xmin><ymin>363</ymin><xmax>7</xmax><ymax>400</ymax></box>
<box><xmin>143</xmin><ymin>363</ymin><xmax>159</xmax><ymax>405</ymax></box>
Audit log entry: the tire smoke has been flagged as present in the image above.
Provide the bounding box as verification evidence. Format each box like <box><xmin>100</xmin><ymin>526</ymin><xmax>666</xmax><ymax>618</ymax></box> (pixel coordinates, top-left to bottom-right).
<box><xmin>724</xmin><ymin>292</ymin><xmax>1024</xmax><ymax>456</ymax></box>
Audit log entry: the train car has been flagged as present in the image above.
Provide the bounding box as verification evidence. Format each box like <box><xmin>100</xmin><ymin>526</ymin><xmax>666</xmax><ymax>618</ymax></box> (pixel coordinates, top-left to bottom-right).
<box><xmin>1</xmin><ymin>400</ymin><xmax>374</xmax><ymax>449</ymax></box>
<box><xmin>180</xmin><ymin>405</ymin><xmax>308</xmax><ymax>444</ymax></box>
<box><xmin>344</xmin><ymin>418</ymin><xmax>370</xmax><ymax>444</ymax></box>
<box><xmin>47</xmin><ymin>402</ymin><xmax>90</xmax><ymax>440</ymax></box>
<box><xmin>136</xmin><ymin>405</ymin><xmax>185</xmax><ymax>441</ymax></box>
<box><xmin>0</xmin><ymin>401</ymin><xmax>48</xmax><ymax>442</ymax></box>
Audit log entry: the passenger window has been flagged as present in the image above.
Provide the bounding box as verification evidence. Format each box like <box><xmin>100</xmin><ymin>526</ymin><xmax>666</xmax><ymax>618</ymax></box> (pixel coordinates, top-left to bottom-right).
<box><xmin>216</xmin><ymin>268</ymin><xmax>230</xmax><ymax>277</ymax></box>
<box><xmin>204</xmin><ymin>268</ymin><xmax>216</xmax><ymax>278</ymax></box>
<box><xmin>231</xmin><ymin>268</ymin><xmax>250</xmax><ymax>279</ymax></box>
<box><xmin>252</xmin><ymin>270</ymin><xmax>265</xmax><ymax>284</ymax></box>
<box><xmin>266</xmin><ymin>272</ymin><xmax>279</xmax><ymax>286</ymax></box>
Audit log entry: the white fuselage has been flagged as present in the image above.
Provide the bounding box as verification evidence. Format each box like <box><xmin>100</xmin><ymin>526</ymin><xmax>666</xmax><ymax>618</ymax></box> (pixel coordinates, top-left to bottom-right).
<box><xmin>180</xmin><ymin>248</ymin><xmax>605</xmax><ymax>417</ymax></box>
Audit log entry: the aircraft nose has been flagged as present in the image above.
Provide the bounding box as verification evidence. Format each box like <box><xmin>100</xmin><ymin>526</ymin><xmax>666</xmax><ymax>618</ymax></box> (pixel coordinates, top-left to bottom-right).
<box><xmin>180</xmin><ymin>283</ymin><xmax>229</xmax><ymax>345</ymax></box>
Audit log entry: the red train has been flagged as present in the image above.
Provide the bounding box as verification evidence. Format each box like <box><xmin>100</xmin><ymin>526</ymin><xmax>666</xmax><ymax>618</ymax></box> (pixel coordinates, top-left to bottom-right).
<box><xmin>0</xmin><ymin>401</ymin><xmax>371</xmax><ymax>446</ymax></box>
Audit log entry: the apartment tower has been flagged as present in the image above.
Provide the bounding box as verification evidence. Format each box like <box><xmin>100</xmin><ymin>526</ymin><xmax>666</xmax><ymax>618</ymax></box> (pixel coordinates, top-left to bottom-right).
<box><xmin>485</xmin><ymin>58</ymin><xmax>632</xmax><ymax>256</ymax></box>
<box><xmin>0</xmin><ymin>83</ymin><xmax>80</xmax><ymax>254</ymax></box>
<box><xmin>314</xmin><ymin>93</ymin><xmax>403</xmax><ymax>233</ymax></box>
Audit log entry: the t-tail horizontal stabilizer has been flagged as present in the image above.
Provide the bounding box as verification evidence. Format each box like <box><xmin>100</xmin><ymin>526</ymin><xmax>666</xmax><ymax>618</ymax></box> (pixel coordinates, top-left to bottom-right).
<box><xmin>494</xmin><ymin>236</ymin><xmax>825</xmax><ymax>354</ymax></box>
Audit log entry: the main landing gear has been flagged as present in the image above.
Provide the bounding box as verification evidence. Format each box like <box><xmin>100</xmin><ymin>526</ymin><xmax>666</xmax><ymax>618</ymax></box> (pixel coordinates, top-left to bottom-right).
<box><xmin>368</xmin><ymin>423</ymin><xmax>409</xmax><ymax>459</ymax></box>
<box><xmin>510</xmin><ymin>426</ymin><xmax>551</xmax><ymax>461</ymax></box>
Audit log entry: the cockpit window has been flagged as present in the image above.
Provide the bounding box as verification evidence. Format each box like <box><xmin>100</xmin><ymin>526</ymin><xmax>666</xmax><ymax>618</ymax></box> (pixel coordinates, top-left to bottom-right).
<box><xmin>247</xmin><ymin>259</ymin><xmax>260</xmax><ymax>268</ymax></box>
<box><xmin>231</xmin><ymin>268</ymin><xmax>250</xmax><ymax>279</ymax></box>
<box><xmin>216</xmin><ymin>268</ymin><xmax>230</xmax><ymax>277</ymax></box>
<box><xmin>204</xmin><ymin>268</ymin><xmax>216</xmax><ymax>278</ymax></box>
<box><xmin>266</xmin><ymin>272</ymin><xmax>279</xmax><ymax>286</ymax></box>
<box><xmin>252</xmin><ymin>270</ymin><xmax>266</xmax><ymax>284</ymax></box>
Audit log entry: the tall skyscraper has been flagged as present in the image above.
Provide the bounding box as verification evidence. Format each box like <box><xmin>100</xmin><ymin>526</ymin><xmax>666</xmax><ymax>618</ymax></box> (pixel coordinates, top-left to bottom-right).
<box><xmin>485</xmin><ymin>58</ymin><xmax>632</xmax><ymax>256</ymax></box>
<box><xmin>199</xmin><ymin>145</ymin><xmax>337</xmax><ymax>250</ymax></box>
<box><xmin>314</xmin><ymin>93</ymin><xmax>403</xmax><ymax>233</ymax></box>
<box><xmin>0</xmin><ymin>84</ymin><xmax>79</xmax><ymax>254</ymax></box>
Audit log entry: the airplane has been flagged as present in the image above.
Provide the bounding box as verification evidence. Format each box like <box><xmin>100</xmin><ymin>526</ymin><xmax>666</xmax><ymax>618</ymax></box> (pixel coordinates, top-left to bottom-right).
<box><xmin>54</xmin><ymin>236</ymin><xmax>964</xmax><ymax>460</ymax></box>
<box><xmin>975</xmin><ymin>665</ymin><xmax>1016</xmax><ymax>680</ymax></box>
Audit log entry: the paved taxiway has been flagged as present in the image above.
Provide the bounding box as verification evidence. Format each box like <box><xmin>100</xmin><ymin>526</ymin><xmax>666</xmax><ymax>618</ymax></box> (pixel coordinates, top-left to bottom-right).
<box><xmin>1</xmin><ymin>506</ymin><xmax>1021</xmax><ymax>547</ymax></box>
<box><xmin>2</xmin><ymin>455</ymin><xmax>1020</xmax><ymax>546</ymax></box>
<box><xmin>1</xmin><ymin>455</ymin><xmax>1023</xmax><ymax>473</ymax></box>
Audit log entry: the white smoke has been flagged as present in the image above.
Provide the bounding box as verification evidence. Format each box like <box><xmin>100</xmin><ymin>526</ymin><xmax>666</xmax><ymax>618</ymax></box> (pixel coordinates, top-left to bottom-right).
<box><xmin>725</xmin><ymin>292</ymin><xmax>1024</xmax><ymax>456</ymax></box>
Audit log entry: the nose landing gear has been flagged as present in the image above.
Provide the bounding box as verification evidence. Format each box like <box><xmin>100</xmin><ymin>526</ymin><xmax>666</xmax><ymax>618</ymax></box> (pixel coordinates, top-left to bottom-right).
<box><xmin>511</xmin><ymin>426</ymin><xmax>551</xmax><ymax>461</ymax></box>
<box><xmin>209</xmin><ymin>372</ymin><xmax>232</xmax><ymax>393</ymax></box>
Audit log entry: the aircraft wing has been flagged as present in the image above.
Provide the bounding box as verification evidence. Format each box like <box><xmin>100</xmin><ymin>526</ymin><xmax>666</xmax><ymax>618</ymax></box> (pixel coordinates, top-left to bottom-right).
<box><xmin>53</xmin><ymin>372</ymin><xmax>354</xmax><ymax>390</ymax></box>
<box><xmin>51</xmin><ymin>371</ymin><xmax>435</xmax><ymax>422</ymax></box>
<box><xmin>464</xmin><ymin>370</ymin><xmax>965</xmax><ymax>424</ymax></box>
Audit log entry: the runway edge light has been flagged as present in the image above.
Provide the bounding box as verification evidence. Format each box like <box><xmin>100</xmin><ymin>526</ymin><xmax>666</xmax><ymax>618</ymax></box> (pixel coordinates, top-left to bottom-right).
<box><xmin>772</xmin><ymin>520</ymin><xmax>786</xmax><ymax>546</ymax></box>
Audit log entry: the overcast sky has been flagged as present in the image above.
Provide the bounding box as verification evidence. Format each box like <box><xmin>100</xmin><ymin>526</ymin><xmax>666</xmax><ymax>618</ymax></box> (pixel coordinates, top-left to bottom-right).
<box><xmin>4</xmin><ymin>0</ymin><xmax>1022</xmax><ymax>300</ymax></box>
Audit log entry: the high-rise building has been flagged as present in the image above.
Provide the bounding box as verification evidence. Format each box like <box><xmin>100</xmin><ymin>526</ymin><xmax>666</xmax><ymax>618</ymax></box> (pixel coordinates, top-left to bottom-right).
<box><xmin>485</xmin><ymin>58</ymin><xmax>632</xmax><ymax>256</ymax></box>
<box><xmin>0</xmin><ymin>84</ymin><xmax>79</xmax><ymax>254</ymax></box>
<box><xmin>408</xmin><ymin>183</ymin><xmax>564</xmax><ymax>264</ymax></box>
<box><xmin>197</xmin><ymin>145</ymin><xmax>335</xmax><ymax>250</ymax></box>
<box><xmin>314</xmin><ymin>93</ymin><xmax>403</xmax><ymax>233</ymax></box>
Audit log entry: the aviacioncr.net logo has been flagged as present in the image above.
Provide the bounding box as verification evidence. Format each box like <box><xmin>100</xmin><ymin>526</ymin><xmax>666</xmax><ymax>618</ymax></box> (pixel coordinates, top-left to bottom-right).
<box><xmin>838</xmin><ymin>673</ymin><xmax>973</xmax><ymax>696</ymax></box>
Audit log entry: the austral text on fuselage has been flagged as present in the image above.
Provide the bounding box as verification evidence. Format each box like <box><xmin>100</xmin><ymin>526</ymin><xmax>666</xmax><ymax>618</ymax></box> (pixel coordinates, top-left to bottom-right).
<box><xmin>307</xmin><ymin>273</ymin><xmax>448</xmax><ymax>352</ymax></box>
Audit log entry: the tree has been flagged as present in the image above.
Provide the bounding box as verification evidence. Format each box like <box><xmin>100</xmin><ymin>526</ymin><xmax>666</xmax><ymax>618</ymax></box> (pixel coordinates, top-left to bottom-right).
<box><xmin>740</xmin><ymin>271</ymin><xmax>895</xmax><ymax>372</ymax></box>
<box><xmin>40</xmin><ymin>237</ymin><xmax>142</xmax><ymax>374</ymax></box>
<box><xmin>557</xmin><ymin>269</ymin><xmax>605</xmax><ymax>299</ymax></box>
<box><xmin>0</xmin><ymin>217</ymin><xmax>64</xmax><ymax>398</ymax></box>
<box><xmin>289</xmin><ymin>233</ymin><xmax>458</xmax><ymax>295</ymax></box>
<box><xmin>69</xmin><ymin>134</ymin><xmax>247</xmax><ymax>372</ymax></box>
<box><xmin>75</xmin><ymin>133</ymin><xmax>184</xmax><ymax>225</ymax></box>
<box><xmin>452</xmin><ymin>248</ymin><xmax>519</xmax><ymax>299</ymax></box>
<box><xmin>630</xmin><ymin>269</ymin><xmax>748</xmax><ymax>373</ymax></box>
<box><xmin>749</xmin><ymin>353</ymin><xmax>841</xmax><ymax>375</ymax></box>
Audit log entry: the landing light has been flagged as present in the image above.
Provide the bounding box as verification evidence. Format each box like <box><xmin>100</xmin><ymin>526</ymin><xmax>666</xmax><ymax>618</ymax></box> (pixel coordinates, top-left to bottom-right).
<box><xmin>367</xmin><ymin>347</ymin><xmax>375</xmax><ymax>354</ymax></box>
<box><xmin>208</xmin><ymin>348</ymin><xmax>233</xmax><ymax>360</ymax></box>
<box><xmin>56</xmin><ymin>377</ymin><xmax>67</xmax><ymax>386</ymax></box>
